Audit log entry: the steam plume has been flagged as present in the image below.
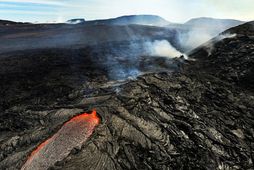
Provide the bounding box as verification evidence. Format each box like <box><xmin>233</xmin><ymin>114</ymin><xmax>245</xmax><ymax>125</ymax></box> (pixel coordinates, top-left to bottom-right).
<box><xmin>145</xmin><ymin>40</ymin><xmax>187</xmax><ymax>59</ymax></box>
<box><xmin>205</xmin><ymin>33</ymin><xmax>237</xmax><ymax>55</ymax></box>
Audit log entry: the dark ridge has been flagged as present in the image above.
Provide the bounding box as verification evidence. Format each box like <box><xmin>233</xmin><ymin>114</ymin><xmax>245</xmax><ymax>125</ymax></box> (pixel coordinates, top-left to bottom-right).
<box><xmin>0</xmin><ymin>19</ymin><xmax>29</xmax><ymax>26</ymax></box>
<box><xmin>225</xmin><ymin>21</ymin><xmax>254</xmax><ymax>35</ymax></box>
<box><xmin>86</xmin><ymin>15</ymin><xmax>171</xmax><ymax>26</ymax></box>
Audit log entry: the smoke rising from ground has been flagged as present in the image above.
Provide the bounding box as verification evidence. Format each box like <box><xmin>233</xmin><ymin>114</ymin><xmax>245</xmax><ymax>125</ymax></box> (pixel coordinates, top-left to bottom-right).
<box><xmin>177</xmin><ymin>30</ymin><xmax>214</xmax><ymax>52</ymax></box>
<box><xmin>216</xmin><ymin>33</ymin><xmax>237</xmax><ymax>41</ymax></box>
<box><xmin>175</xmin><ymin>19</ymin><xmax>243</xmax><ymax>52</ymax></box>
<box><xmin>91</xmin><ymin>39</ymin><xmax>186</xmax><ymax>80</ymax></box>
<box><xmin>145</xmin><ymin>40</ymin><xmax>187</xmax><ymax>58</ymax></box>
<box><xmin>204</xmin><ymin>33</ymin><xmax>237</xmax><ymax>55</ymax></box>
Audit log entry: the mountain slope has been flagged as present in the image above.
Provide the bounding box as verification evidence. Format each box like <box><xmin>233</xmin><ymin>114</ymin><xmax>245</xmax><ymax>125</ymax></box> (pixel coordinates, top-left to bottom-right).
<box><xmin>0</xmin><ymin>23</ymin><xmax>178</xmax><ymax>54</ymax></box>
<box><xmin>170</xmin><ymin>17</ymin><xmax>245</xmax><ymax>51</ymax></box>
<box><xmin>188</xmin><ymin>21</ymin><xmax>254</xmax><ymax>90</ymax></box>
<box><xmin>86</xmin><ymin>15</ymin><xmax>171</xmax><ymax>26</ymax></box>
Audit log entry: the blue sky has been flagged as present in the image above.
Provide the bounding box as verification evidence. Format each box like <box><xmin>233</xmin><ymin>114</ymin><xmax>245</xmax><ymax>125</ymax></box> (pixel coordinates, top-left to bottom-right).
<box><xmin>0</xmin><ymin>0</ymin><xmax>253</xmax><ymax>23</ymax></box>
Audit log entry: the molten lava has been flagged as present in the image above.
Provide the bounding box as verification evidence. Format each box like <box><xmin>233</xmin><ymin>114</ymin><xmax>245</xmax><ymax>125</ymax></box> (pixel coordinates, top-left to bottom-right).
<box><xmin>22</xmin><ymin>110</ymin><xmax>100</xmax><ymax>170</ymax></box>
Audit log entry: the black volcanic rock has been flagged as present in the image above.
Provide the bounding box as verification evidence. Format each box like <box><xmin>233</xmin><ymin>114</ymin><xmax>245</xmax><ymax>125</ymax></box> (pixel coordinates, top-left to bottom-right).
<box><xmin>226</xmin><ymin>21</ymin><xmax>254</xmax><ymax>36</ymax></box>
<box><xmin>0</xmin><ymin>21</ymin><xmax>254</xmax><ymax>170</ymax></box>
<box><xmin>188</xmin><ymin>21</ymin><xmax>254</xmax><ymax>90</ymax></box>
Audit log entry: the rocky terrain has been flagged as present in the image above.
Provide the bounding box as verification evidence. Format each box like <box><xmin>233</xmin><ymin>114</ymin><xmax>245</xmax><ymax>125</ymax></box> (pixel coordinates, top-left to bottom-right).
<box><xmin>0</xmin><ymin>20</ymin><xmax>253</xmax><ymax>170</ymax></box>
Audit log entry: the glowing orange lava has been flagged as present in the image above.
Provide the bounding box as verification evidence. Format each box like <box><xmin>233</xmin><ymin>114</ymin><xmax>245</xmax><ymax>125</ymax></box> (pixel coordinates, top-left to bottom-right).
<box><xmin>29</xmin><ymin>138</ymin><xmax>51</xmax><ymax>159</ymax></box>
<box><xmin>64</xmin><ymin>109</ymin><xmax>100</xmax><ymax>125</ymax></box>
<box><xmin>22</xmin><ymin>109</ymin><xmax>100</xmax><ymax>170</ymax></box>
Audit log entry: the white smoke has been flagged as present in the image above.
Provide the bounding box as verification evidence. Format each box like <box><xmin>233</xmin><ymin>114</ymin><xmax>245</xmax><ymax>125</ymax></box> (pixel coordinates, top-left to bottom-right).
<box><xmin>145</xmin><ymin>40</ymin><xmax>187</xmax><ymax>59</ymax></box>
<box><xmin>92</xmin><ymin>39</ymin><xmax>187</xmax><ymax>80</ymax></box>
<box><xmin>216</xmin><ymin>33</ymin><xmax>237</xmax><ymax>41</ymax></box>
<box><xmin>205</xmin><ymin>33</ymin><xmax>237</xmax><ymax>55</ymax></box>
<box><xmin>178</xmin><ymin>30</ymin><xmax>214</xmax><ymax>51</ymax></box>
<box><xmin>176</xmin><ymin>19</ymin><xmax>241</xmax><ymax>52</ymax></box>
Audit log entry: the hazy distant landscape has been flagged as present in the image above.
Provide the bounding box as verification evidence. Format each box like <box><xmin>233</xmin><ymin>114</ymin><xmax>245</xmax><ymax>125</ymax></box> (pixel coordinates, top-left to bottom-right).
<box><xmin>0</xmin><ymin>15</ymin><xmax>244</xmax><ymax>54</ymax></box>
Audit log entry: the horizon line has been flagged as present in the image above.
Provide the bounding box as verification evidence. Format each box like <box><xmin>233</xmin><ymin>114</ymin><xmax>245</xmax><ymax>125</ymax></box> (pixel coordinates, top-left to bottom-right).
<box><xmin>0</xmin><ymin>14</ymin><xmax>250</xmax><ymax>24</ymax></box>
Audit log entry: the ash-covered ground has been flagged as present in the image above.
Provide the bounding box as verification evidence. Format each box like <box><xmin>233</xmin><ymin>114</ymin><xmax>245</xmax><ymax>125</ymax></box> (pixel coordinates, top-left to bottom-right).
<box><xmin>0</xmin><ymin>20</ymin><xmax>254</xmax><ymax>170</ymax></box>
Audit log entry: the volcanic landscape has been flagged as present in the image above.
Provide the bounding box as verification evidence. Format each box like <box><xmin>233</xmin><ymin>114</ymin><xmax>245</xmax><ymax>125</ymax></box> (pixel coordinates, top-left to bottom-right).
<box><xmin>0</xmin><ymin>15</ymin><xmax>254</xmax><ymax>169</ymax></box>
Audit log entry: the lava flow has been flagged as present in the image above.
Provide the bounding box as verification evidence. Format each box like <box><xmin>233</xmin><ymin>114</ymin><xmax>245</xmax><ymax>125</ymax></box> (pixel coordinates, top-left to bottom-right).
<box><xmin>21</xmin><ymin>110</ymin><xmax>100</xmax><ymax>170</ymax></box>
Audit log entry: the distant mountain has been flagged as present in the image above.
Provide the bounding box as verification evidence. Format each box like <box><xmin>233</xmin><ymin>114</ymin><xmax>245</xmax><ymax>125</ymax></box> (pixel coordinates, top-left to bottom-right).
<box><xmin>0</xmin><ymin>16</ymin><xmax>246</xmax><ymax>53</ymax></box>
<box><xmin>185</xmin><ymin>17</ymin><xmax>243</xmax><ymax>26</ymax></box>
<box><xmin>0</xmin><ymin>19</ymin><xmax>32</xmax><ymax>26</ymax></box>
<box><xmin>0</xmin><ymin>19</ymin><xmax>27</xmax><ymax>26</ymax></box>
<box><xmin>168</xmin><ymin>17</ymin><xmax>245</xmax><ymax>51</ymax></box>
<box><xmin>66</xmin><ymin>18</ymin><xmax>85</xmax><ymax>24</ymax></box>
<box><xmin>86</xmin><ymin>15</ymin><xmax>171</xmax><ymax>26</ymax></box>
<box><xmin>184</xmin><ymin>17</ymin><xmax>244</xmax><ymax>31</ymax></box>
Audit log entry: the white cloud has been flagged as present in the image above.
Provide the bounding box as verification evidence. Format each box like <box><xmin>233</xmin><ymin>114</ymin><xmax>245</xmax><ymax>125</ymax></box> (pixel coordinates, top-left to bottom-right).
<box><xmin>0</xmin><ymin>9</ymin><xmax>56</xmax><ymax>15</ymax></box>
<box><xmin>0</xmin><ymin>0</ymin><xmax>65</xmax><ymax>6</ymax></box>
